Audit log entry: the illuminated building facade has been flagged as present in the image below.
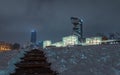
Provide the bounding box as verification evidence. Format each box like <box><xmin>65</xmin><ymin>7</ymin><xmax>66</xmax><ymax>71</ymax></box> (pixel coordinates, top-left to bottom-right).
<box><xmin>52</xmin><ymin>42</ymin><xmax>63</xmax><ymax>47</ymax></box>
<box><xmin>43</xmin><ymin>35</ymin><xmax>79</xmax><ymax>48</ymax></box>
<box><xmin>85</xmin><ymin>37</ymin><xmax>102</xmax><ymax>45</ymax></box>
<box><xmin>43</xmin><ymin>40</ymin><xmax>52</xmax><ymax>48</ymax></box>
<box><xmin>43</xmin><ymin>36</ymin><xmax>104</xmax><ymax>48</ymax></box>
<box><xmin>63</xmin><ymin>35</ymin><xmax>79</xmax><ymax>46</ymax></box>
<box><xmin>0</xmin><ymin>41</ymin><xmax>12</xmax><ymax>51</ymax></box>
<box><xmin>51</xmin><ymin>35</ymin><xmax>79</xmax><ymax>47</ymax></box>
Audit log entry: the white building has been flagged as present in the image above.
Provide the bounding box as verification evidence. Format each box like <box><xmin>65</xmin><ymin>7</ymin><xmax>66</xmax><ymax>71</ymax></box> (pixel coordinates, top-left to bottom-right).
<box><xmin>43</xmin><ymin>36</ymin><xmax>104</xmax><ymax>48</ymax></box>
<box><xmin>50</xmin><ymin>35</ymin><xmax>79</xmax><ymax>47</ymax></box>
<box><xmin>62</xmin><ymin>35</ymin><xmax>79</xmax><ymax>46</ymax></box>
<box><xmin>52</xmin><ymin>42</ymin><xmax>63</xmax><ymax>47</ymax></box>
<box><xmin>43</xmin><ymin>40</ymin><xmax>52</xmax><ymax>48</ymax></box>
<box><xmin>85</xmin><ymin>37</ymin><xmax>102</xmax><ymax>45</ymax></box>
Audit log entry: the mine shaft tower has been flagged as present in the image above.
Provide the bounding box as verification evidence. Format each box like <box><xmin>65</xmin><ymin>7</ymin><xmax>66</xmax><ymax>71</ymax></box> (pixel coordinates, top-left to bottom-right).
<box><xmin>71</xmin><ymin>17</ymin><xmax>83</xmax><ymax>41</ymax></box>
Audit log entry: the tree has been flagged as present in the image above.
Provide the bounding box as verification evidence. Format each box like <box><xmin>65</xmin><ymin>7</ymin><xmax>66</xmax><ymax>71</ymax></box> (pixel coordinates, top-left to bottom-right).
<box><xmin>12</xmin><ymin>43</ymin><xmax>20</xmax><ymax>50</ymax></box>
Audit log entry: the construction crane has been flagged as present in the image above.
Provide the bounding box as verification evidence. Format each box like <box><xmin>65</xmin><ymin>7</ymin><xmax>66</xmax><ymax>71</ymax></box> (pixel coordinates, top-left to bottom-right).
<box><xmin>71</xmin><ymin>17</ymin><xmax>83</xmax><ymax>41</ymax></box>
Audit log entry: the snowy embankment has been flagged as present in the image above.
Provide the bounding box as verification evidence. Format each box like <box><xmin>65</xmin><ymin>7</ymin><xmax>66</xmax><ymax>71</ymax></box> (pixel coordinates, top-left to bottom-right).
<box><xmin>44</xmin><ymin>44</ymin><xmax>120</xmax><ymax>75</ymax></box>
<box><xmin>0</xmin><ymin>49</ymin><xmax>29</xmax><ymax>75</ymax></box>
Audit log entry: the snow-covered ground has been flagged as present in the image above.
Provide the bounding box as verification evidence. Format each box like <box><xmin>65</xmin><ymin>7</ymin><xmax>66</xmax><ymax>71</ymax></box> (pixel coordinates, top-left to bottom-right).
<box><xmin>44</xmin><ymin>44</ymin><xmax>120</xmax><ymax>75</ymax></box>
<box><xmin>0</xmin><ymin>49</ymin><xmax>29</xmax><ymax>75</ymax></box>
<box><xmin>1</xmin><ymin>44</ymin><xmax>120</xmax><ymax>75</ymax></box>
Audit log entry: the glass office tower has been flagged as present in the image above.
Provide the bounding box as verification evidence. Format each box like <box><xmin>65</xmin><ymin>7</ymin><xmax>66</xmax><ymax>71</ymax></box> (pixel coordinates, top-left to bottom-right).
<box><xmin>31</xmin><ymin>30</ymin><xmax>37</xmax><ymax>43</ymax></box>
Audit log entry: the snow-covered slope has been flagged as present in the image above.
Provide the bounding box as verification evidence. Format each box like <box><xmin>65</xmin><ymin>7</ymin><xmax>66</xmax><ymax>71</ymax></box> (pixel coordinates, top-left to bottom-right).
<box><xmin>0</xmin><ymin>50</ymin><xmax>19</xmax><ymax>75</ymax></box>
<box><xmin>0</xmin><ymin>49</ymin><xmax>28</xmax><ymax>75</ymax></box>
<box><xmin>44</xmin><ymin>44</ymin><xmax>120</xmax><ymax>75</ymax></box>
<box><xmin>1</xmin><ymin>44</ymin><xmax>120</xmax><ymax>75</ymax></box>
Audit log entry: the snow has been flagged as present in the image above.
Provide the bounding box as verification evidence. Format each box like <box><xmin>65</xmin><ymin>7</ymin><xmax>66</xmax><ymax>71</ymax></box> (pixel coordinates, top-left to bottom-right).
<box><xmin>0</xmin><ymin>44</ymin><xmax>120</xmax><ymax>75</ymax></box>
<box><xmin>0</xmin><ymin>49</ymin><xmax>29</xmax><ymax>75</ymax></box>
<box><xmin>44</xmin><ymin>44</ymin><xmax>120</xmax><ymax>75</ymax></box>
<box><xmin>0</xmin><ymin>50</ymin><xmax>18</xmax><ymax>75</ymax></box>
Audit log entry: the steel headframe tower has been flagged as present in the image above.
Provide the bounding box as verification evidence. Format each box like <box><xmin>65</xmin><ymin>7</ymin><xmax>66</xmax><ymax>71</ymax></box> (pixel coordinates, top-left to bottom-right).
<box><xmin>71</xmin><ymin>17</ymin><xmax>83</xmax><ymax>41</ymax></box>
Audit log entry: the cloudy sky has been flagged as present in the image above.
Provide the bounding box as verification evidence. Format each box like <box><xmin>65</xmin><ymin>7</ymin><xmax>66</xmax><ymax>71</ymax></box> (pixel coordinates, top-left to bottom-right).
<box><xmin>0</xmin><ymin>0</ymin><xmax>120</xmax><ymax>43</ymax></box>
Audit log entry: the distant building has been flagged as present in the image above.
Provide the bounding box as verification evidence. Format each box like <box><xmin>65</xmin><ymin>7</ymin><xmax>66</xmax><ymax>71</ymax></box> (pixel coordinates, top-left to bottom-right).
<box><xmin>43</xmin><ymin>35</ymin><xmax>113</xmax><ymax>48</ymax></box>
<box><xmin>0</xmin><ymin>41</ymin><xmax>12</xmax><ymax>51</ymax></box>
<box><xmin>31</xmin><ymin>30</ymin><xmax>37</xmax><ymax>43</ymax></box>
<box><xmin>43</xmin><ymin>40</ymin><xmax>52</xmax><ymax>48</ymax></box>
<box><xmin>52</xmin><ymin>42</ymin><xmax>63</xmax><ymax>47</ymax></box>
<box><xmin>85</xmin><ymin>37</ymin><xmax>102</xmax><ymax>45</ymax></box>
<box><xmin>62</xmin><ymin>35</ymin><xmax>79</xmax><ymax>46</ymax></box>
<box><xmin>51</xmin><ymin>35</ymin><xmax>79</xmax><ymax>47</ymax></box>
<box><xmin>43</xmin><ymin>35</ymin><xmax>79</xmax><ymax>48</ymax></box>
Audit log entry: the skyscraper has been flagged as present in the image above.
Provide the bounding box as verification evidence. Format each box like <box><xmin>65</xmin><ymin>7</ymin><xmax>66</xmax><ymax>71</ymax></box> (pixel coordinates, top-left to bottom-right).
<box><xmin>31</xmin><ymin>30</ymin><xmax>37</xmax><ymax>43</ymax></box>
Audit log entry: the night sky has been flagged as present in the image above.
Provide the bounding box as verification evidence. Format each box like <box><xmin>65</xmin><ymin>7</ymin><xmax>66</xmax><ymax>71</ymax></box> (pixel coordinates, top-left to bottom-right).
<box><xmin>0</xmin><ymin>0</ymin><xmax>120</xmax><ymax>44</ymax></box>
